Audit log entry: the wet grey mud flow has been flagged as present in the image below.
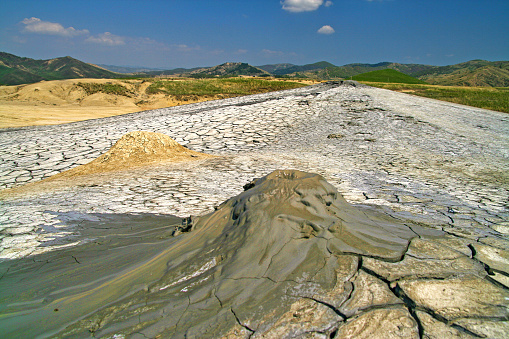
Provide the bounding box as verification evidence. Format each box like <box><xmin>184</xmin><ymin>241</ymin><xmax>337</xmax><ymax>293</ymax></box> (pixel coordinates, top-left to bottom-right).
<box><xmin>0</xmin><ymin>82</ymin><xmax>508</xmax><ymax>338</ymax></box>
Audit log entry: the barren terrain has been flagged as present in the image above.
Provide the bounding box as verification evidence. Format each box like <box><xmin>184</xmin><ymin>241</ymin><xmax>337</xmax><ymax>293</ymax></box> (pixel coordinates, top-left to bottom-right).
<box><xmin>0</xmin><ymin>82</ymin><xmax>508</xmax><ymax>338</ymax></box>
<box><xmin>0</xmin><ymin>79</ymin><xmax>213</xmax><ymax>128</ymax></box>
<box><xmin>0</xmin><ymin>78</ymin><xmax>318</xmax><ymax>128</ymax></box>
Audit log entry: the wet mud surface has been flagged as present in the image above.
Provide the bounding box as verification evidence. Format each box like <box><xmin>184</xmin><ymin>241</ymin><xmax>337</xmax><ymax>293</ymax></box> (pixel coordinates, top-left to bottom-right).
<box><xmin>0</xmin><ymin>171</ymin><xmax>447</xmax><ymax>338</ymax></box>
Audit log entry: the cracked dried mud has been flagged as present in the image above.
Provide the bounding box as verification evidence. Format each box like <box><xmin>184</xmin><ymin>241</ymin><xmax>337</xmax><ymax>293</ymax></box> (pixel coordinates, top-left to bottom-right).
<box><xmin>0</xmin><ymin>81</ymin><xmax>508</xmax><ymax>338</ymax></box>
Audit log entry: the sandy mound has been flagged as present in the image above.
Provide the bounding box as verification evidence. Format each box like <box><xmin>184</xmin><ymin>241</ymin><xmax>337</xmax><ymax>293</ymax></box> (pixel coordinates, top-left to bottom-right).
<box><xmin>61</xmin><ymin>131</ymin><xmax>212</xmax><ymax>176</ymax></box>
<box><xmin>2</xmin><ymin>170</ymin><xmax>443</xmax><ymax>337</ymax></box>
<box><xmin>0</xmin><ymin>79</ymin><xmax>210</xmax><ymax>128</ymax></box>
<box><xmin>0</xmin><ymin>78</ymin><xmax>317</xmax><ymax>129</ymax></box>
<box><xmin>0</xmin><ymin>131</ymin><xmax>213</xmax><ymax>197</ymax></box>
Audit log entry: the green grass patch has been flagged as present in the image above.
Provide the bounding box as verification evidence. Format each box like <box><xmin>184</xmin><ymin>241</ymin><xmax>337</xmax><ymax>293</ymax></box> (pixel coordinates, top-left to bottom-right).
<box><xmin>145</xmin><ymin>78</ymin><xmax>306</xmax><ymax>98</ymax></box>
<box><xmin>77</xmin><ymin>82</ymin><xmax>133</xmax><ymax>97</ymax></box>
<box><xmin>363</xmin><ymin>82</ymin><xmax>509</xmax><ymax>113</ymax></box>
<box><xmin>352</xmin><ymin>69</ymin><xmax>426</xmax><ymax>84</ymax></box>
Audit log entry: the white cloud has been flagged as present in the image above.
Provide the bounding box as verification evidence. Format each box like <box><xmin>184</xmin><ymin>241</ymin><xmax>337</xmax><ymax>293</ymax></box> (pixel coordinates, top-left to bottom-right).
<box><xmin>175</xmin><ymin>44</ymin><xmax>201</xmax><ymax>52</ymax></box>
<box><xmin>21</xmin><ymin>17</ymin><xmax>89</xmax><ymax>37</ymax></box>
<box><xmin>281</xmin><ymin>0</ymin><xmax>330</xmax><ymax>13</ymax></box>
<box><xmin>260</xmin><ymin>49</ymin><xmax>298</xmax><ymax>59</ymax></box>
<box><xmin>262</xmin><ymin>49</ymin><xmax>285</xmax><ymax>56</ymax></box>
<box><xmin>318</xmin><ymin>25</ymin><xmax>335</xmax><ymax>34</ymax></box>
<box><xmin>85</xmin><ymin>32</ymin><xmax>125</xmax><ymax>46</ymax></box>
<box><xmin>325</xmin><ymin>1</ymin><xmax>333</xmax><ymax>7</ymax></box>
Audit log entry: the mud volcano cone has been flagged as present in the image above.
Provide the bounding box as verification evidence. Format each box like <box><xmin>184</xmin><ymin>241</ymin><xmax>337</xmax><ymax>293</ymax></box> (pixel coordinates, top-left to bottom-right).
<box><xmin>63</xmin><ymin>130</ymin><xmax>212</xmax><ymax>176</ymax></box>
<box><xmin>1</xmin><ymin>170</ymin><xmax>427</xmax><ymax>338</ymax></box>
<box><xmin>0</xmin><ymin>131</ymin><xmax>213</xmax><ymax>197</ymax></box>
<box><xmin>197</xmin><ymin>170</ymin><xmax>416</xmax><ymax>263</ymax></box>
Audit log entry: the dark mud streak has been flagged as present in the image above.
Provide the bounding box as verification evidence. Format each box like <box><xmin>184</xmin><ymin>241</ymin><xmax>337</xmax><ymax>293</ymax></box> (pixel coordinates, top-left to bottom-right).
<box><xmin>310</xmin><ymin>253</ymin><xmax>333</xmax><ymax>282</ymax></box>
<box><xmin>230</xmin><ymin>307</ymin><xmax>255</xmax><ymax>335</ymax></box>
<box><xmin>359</xmin><ymin>262</ymin><xmax>427</xmax><ymax>338</ymax></box>
<box><xmin>0</xmin><ymin>266</ymin><xmax>10</xmax><ymax>281</ymax></box>
<box><xmin>438</xmin><ymin>212</ymin><xmax>455</xmax><ymax>224</ymax></box>
<box><xmin>468</xmin><ymin>243</ymin><xmax>503</xmax><ymax>279</ymax></box>
<box><xmin>486</xmin><ymin>276</ymin><xmax>509</xmax><ymax>291</ymax></box>
<box><xmin>71</xmin><ymin>255</ymin><xmax>81</xmax><ymax>264</ymax></box>
<box><xmin>390</xmin><ymin>283</ymin><xmax>426</xmax><ymax>338</ymax></box>
<box><xmin>175</xmin><ymin>294</ymin><xmax>191</xmax><ymax>333</ymax></box>
<box><xmin>303</xmin><ymin>296</ymin><xmax>348</xmax><ymax>320</ymax></box>
<box><xmin>213</xmin><ymin>289</ymin><xmax>224</xmax><ymax>308</ymax></box>
<box><xmin>355</xmin><ymin>303</ymin><xmax>411</xmax><ymax>316</ymax></box>
<box><xmin>391</xmin><ymin>281</ymin><xmax>485</xmax><ymax>338</ymax></box>
<box><xmin>261</xmin><ymin>237</ymin><xmax>293</xmax><ymax>280</ymax></box>
<box><xmin>359</xmin><ymin>264</ymin><xmax>484</xmax><ymax>336</ymax></box>
<box><xmin>326</xmin><ymin>245</ymin><xmax>408</xmax><ymax>264</ymax></box>
<box><xmin>340</xmin><ymin>281</ymin><xmax>355</xmax><ymax>310</ymax></box>
<box><xmin>467</xmin><ymin>243</ymin><xmax>477</xmax><ymax>259</ymax></box>
<box><xmin>397</xmin><ymin>235</ymin><xmax>418</xmax><ymax>263</ymax></box>
<box><xmin>416</xmin><ymin>305</ymin><xmax>486</xmax><ymax>338</ymax></box>
<box><xmin>405</xmin><ymin>224</ymin><xmax>423</xmax><ymax>239</ymax></box>
<box><xmin>132</xmin><ymin>331</ymin><xmax>151</xmax><ymax>339</ymax></box>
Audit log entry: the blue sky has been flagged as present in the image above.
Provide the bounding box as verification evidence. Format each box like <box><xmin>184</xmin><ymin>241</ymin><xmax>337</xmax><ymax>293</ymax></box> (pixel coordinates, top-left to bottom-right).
<box><xmin>0</xmin><ymin>0</ymin><xmax>507</xmax><ymax>68</ymax></box>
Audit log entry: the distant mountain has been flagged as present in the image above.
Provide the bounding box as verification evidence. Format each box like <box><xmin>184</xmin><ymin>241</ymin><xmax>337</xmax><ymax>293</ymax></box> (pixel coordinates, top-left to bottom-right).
<box><xmin>143</xmin><ymin>67</ymin><xmax>204</xmax><ymax>76</ymax></box>
<box><xmin>257</xmin><ymin>63</ymin><xmax>295</xmax><ymax>73</ymax></box>
<box><xmin>271</xmin><ymin>61</ymin><xmax>336</xmax><ymax>75</ymax></box>
<box><xmin>415</xmin><ymin>60</ymin><xmax>509</xmax><ymax>87</ymax></box>
<box><xmin>0</xmin><ymin>52</ymin><xmax>120</xmax><ymax>85</ymax></box>
<box><xmin>293</xmin><ymin>60</ymin><xmax>508</xmax><ymax>87</ymax></box>
<box><xmin>97</xmin><ymin>64</ymin><xmax>166</xmax><ymax>74</ymax></box>
<box><xmin>189</xmin><ymin>62</ymin><xmax>269</xmax><ymax>77</ymax></box>
<box><xmin>351</xmin><ymin>69</ymin><xmax>427</xmax><ymax>84</ymax></box>
<box><xmin>141</xmin><ymin>63</ymin><xmax>268</xmax><ymax>78</ymax></box>
<box><xmin>304</xmin><ymin>62</ymin><xmax>436</xmax><ymax>80</ymax></box>
<box><xmin>2</xmin><ymin>52</ymin><xmax>507</xmax><ymax>87</ymax></box>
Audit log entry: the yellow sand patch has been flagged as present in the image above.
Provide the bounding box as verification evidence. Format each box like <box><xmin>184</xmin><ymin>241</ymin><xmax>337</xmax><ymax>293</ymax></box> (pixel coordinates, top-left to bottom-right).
<box><xmin>0</xmin><ymin>79</ymin><xmax>226</xmax><ymax>128</ymax></box>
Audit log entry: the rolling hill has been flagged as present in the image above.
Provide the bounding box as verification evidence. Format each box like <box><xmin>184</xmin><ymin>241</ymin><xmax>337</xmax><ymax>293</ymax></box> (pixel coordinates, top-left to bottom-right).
<box><xmin>97</xmin><ymin>64</ymin><xmax>166</xmax><ymax>74</ymax></box>
<box><xmin>143</xmin><ymin>67</ymin><xmax>204</xmax><ymax>77</ymax></box>
<box><xmin>189</xmin><ymin>62</ymin><xmax>269</xmax><ymax>77</ymax></box>
<box><xmin>282</xmin><ymin>60</ymin><xmax>509</xmax><ymax>87</ymax></box>
<box><xmin>143</xmin><ymin>62</ymin><xmax>269</xmax><ymax>78</ymax></box>
<box><xmin>351</xmin><ymin>69</ymin><xmax>427</xmax><ymax>84</ymax></box>
<box><xmin>257</xmin><ymin>63</ymin><xmax>295</xmax><ymax>73</ymax></box>
<box><xmin>415</xmin><ymin>60</ymin><xmax>509</xmax><ymax>87</ymax></box>
<box><xmin>0</xmin><ymin>52</ymin><xmax>120</xmax><ymax>85</ymax></box>
<box><xmin>300</xmin><ymin>62</ymin><xmax>435</xmax><ymax>80</ymax></box>
<box><xmin>270</xmin><ymin>61</ymin><xmax>336</xmax><ymax>75</ymax></box>
<box><xmin>2</xmin><ymin>52</ymin><xmax>508</xmax><ymax>87</ymax></box>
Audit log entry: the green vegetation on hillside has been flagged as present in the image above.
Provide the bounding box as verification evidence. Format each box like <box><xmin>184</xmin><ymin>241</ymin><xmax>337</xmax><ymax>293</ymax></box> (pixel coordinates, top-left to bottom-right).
<box><xmin>272</xmin><ymin>61</ymin><xmax>335</xmax><ymax>75</ymax></box>
<box><xmin>257</xmin><ymin>63</ymin><xmax>295</xmax><ymax>74</ymax></box>
<box><xmin>418</xmin><ymin>63</ymin><xmax>509</xmax><ymax>87</ymax></box>
<box><xmin>2</xmin><ymin>51</ymin><xmax>508</xmax><ymax>90</ymax></box>
<box><xmin>352</xmin><ymin>69</ymin><xmax>427</xmax><ymax>84</ymax></box>
<box><xmin>189</xmin><ymin>62</ymin><xmax>268</xmax><ymax>77</ymax></box>
<box><xmin>77</xmin><ymin>82</ymin><xmax>133</xmax><ymax>97</ymax></box>
<box><xmin>145</xmin><ymin>78</ymin><xmax>306</xmax><ymax>98</ymax></box>
<box><xmin>304</xmin><ymin>62</ymin><xmax>435</xmax><ymax>80</ymax></box>
<box><xmin>363</xmin><ymin>82</ymin><xmax>509</xmax><ymax>113</ymax></box>
<box><xmin>0</xmin><ymin>52</ymin><xmax>120</xmax><ymax>85</ymax></box>
<box><xmin>276</xmin><ymin>60</ymin><xmax>509</xmax><ymax>87</ymax></box>
<box><xmin>0</xmin><ymin>65</ymin><xmax>44</xmax><ymax>85</ymax></box>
